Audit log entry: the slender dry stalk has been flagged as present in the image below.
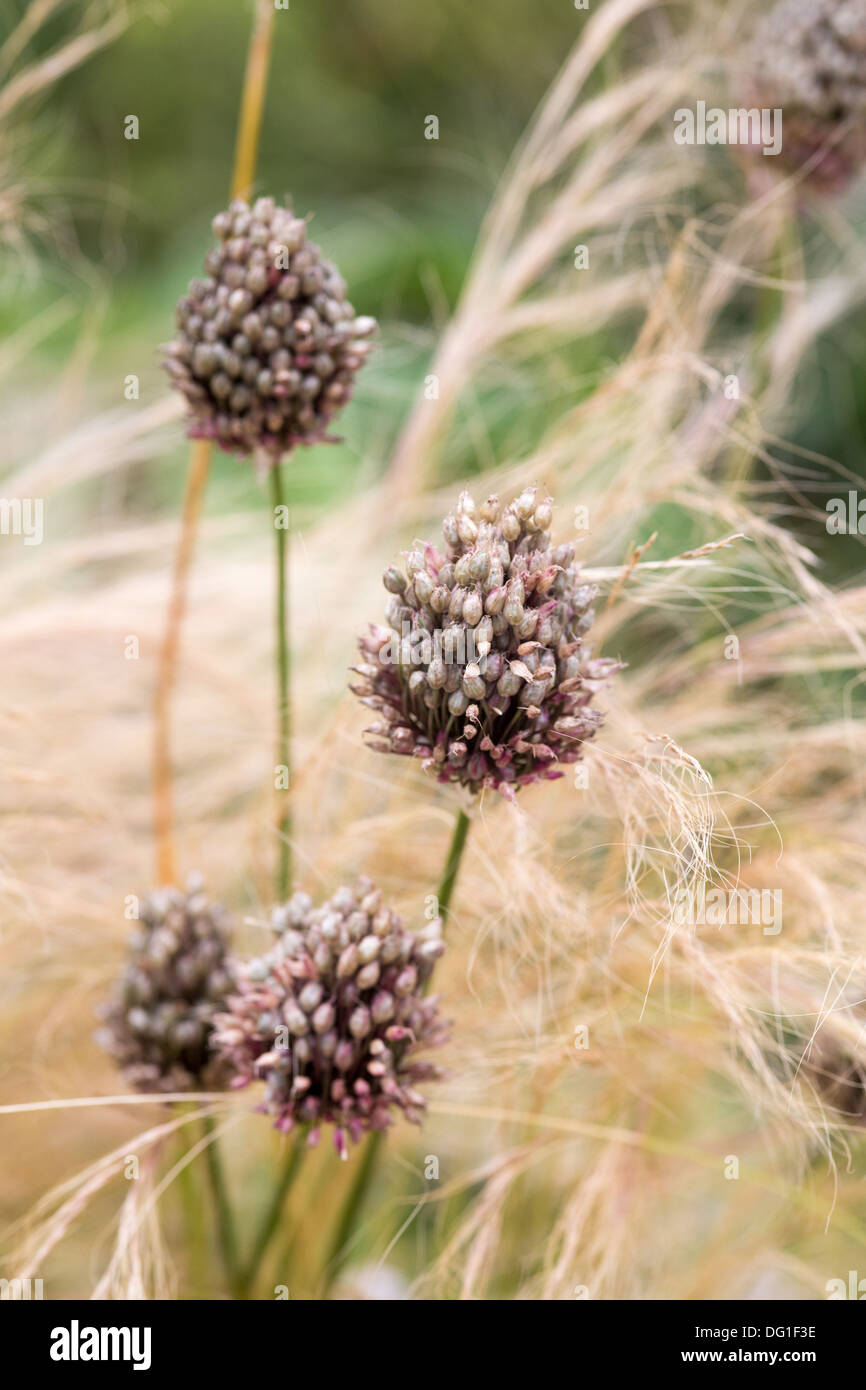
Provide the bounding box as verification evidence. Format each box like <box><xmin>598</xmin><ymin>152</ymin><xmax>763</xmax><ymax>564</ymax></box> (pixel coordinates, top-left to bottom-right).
<box><xmin>229</xmin><ymin>0</ymin><xmax>277</xmax><ymax>205</ymax></box>
<box><xmin>152</xmin><ymin>439</ymin><xmax>212</xmax><ymax>885</ymax></box>
<box><xmin>152</xmin><ymin>0</ymin><xmax>276</xmax><ymax>885</ymax></box>
<box><xmin>5</xmin><ymin>0</ymin><xmax>866</xmax><ymax>1301</ymax></box>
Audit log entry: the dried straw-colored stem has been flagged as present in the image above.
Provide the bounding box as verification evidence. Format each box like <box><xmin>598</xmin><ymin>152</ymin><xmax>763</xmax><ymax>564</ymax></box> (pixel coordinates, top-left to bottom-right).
<box><xmin>152</xmin><ymin>0</ymin><xmax>276</xmax><ymax>885</ymax></box>
<box><xmin>230</xmin><ymin>0</ymin><xmax>276</xmax><ymax>203</ymax></box>
<box><xmin>153</xmin><ymin>439</ymin><xmax>211</xmax><ymax>885</ymax></box>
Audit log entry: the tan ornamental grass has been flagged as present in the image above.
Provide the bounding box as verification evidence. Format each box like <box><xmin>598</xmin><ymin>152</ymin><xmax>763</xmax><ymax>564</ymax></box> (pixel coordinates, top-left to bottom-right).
<box><xmin>2</xmin><ymin>0</ymin><xmax>866</xmax><ymax>1300</ymax></box>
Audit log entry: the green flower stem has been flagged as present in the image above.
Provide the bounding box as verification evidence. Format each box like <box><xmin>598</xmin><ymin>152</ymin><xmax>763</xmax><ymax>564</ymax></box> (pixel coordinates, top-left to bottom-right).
<box><xmin>271</xmin><ymin>462</ymin><xmax>292</xmax><ymax>900</ymax></box>
<box><xmin>201</xmin><ymin>1115</ymin><xmax>243</xmax><ymax>1297</ymax></box>
<box><xmin>436</xmin><ymin>807</ymin><xmax>471</xmax><ymax>923</ymax></box>
<box><xmin>320</xmin><ymin>1128</ymin><xmax>384</xmax><ymax>1297</ymax></box>
<box><xmin>176</xmin><ymin>1118</ymin><xmax>208</xmax><ymax>1290</ymax></box>
<box><xmin>158</xmin><ymin>0</ymin><xmax>276</xmax><ymax>1304</ymax></box>
<box><xmin>236</xmin><ymin>470</ymin><xmax>296</xmax><ymax>1301</ymax></box>
<box><xmin>270</xmin><ymin>1144</ymin><xmax>332</xmax><ymax>1288</ymax></box>
<box><xmin>238</xmin><ymin>1138</ymin><xmax>306</xmax><ymax>1298</ymax></box>
<box><xmin>320</xmin><ymin>807</ymin><xmax>471</xmax><ymax>1297</ymax></box>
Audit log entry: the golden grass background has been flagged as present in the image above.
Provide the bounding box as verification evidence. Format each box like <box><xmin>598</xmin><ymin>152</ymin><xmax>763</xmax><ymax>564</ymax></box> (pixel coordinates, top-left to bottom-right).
<box><xmin>2</xmin><ymin>0</ymin><xmax>866</xmax><ymax>1299</ymax></box>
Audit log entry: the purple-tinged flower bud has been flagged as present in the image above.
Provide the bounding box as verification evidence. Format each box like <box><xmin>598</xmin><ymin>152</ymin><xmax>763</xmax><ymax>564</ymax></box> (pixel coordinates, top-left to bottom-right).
<box><xmin>414</xmin><ymin>571</ymin><xmax>435</xmax><ymax>604</ymax></box>
<box><xmin>96</xmin><ymin>879</ymin><xmax>234</xmax><ymax>1094</ymax></box>
<box><xmin>427</xmin><ymin>658</ymin><xmax>447</xmax><ymax>689</ymax></box>
<box><xmin>213</xmin><ymin>882</ymin><xmax>447</xmax><ymax>1150</ymax></box>
<box><xmin>337</xmin><ymin>944</ymin><xmax>360</xmax><ymax>978</ymax></box>
<box><xmin>353</xmin><ymin>489</ymin><xmax>617</xmax><ymax>796</ymax></box>
<box><xmin>514</xmin><ymin>487</ymin><xmax>537</xmax><ymax>520</ymax></box>
<box><xmin>358</xmin><ymin>934</ymin><xmax>381</xmax><ymax>964</ymax></box>
<box><xmin>357</xmin><ymin>962</ymin><xmax>381</xmax><ymax>990</ymax></box>
<box><xmin>448</xmin><ymin>741</ymin><xmax>468</xmax><ymax>767</ymax></box>
<box><xmin>349</xmin><ymin>1005</ymin><xmax>372</xmax><ymax>1038</ymax></box>
<box><xmin>164</xmin><ymin>196</ymin><xmax>377</xmax><ymax>459</ymax></box>
<box><xmin>485</xmin><ymin>585</ymin><xmax>507</xmax><ymax>616</ymax></box>
<box><xmin>532</xmin><ymin>500</ymin><xmax>553</xmax><ymax>531</ymax></box>
<box><xmin>395</xmin><ymin>966</ymin><xmax>418</xmax><ymax>996</ymax></box>
<box><xmin>474</xmin><ymin>615</ymin><xmax>493</xmax><ymax>654</ymax></box>
<box><xmin>312</xmin><ymin>1002</ymin><xmax>336</xmax><ymax>1034</ymax></box>
<box><xmin>405</xmin><ymin>549</ymin><xmax>425</xmax><ymax>578</ymax></box>
<box><xmin>448</xmin><ymin>587</ymin><xmax>466</xmax><ymax>621</ymax></box>
<box><xmin>284</xmin><ymin>1001</ymin><xmax>310</xmax><ymax>1035</ymax></box>
<box><xmin>469</xmin><ymin>549</ymin><xmax>491</xmax><ymax>582</ymax></box>
<box><xmin>462</xmin><ymin>591</ymin><xmax>483</xmax><ymax>627</ymax></box>
<box><xmin>383</xmin><ymin>566</ymin><xmax>406</xmax><ymax>595</ymax></box>
<box><xmin>371</xmin><ymin>991</ymin><xmax>395</xmax><ymax>1025</ymax></box>
<box><xmin>462</xmin><ymin>666</ymin><xmax>487</xmax><ymax>700</ymax></box>
<box><xmin>298</xmin><ymin>981</ymin><xmax>324</xmax><ymax>1013</ymax></box>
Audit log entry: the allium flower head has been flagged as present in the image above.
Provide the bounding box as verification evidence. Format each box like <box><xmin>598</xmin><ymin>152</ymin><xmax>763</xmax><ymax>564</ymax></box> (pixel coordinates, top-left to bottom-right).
<box><xmin>163</xmin><ymin>196</ymin><xmax>377</xmax><ymax>457</ymax></box>
<box><xmin>96</xmin><ymin>877</ymin><xmax>234</xmax><ymax>1094</ymax></box>
<box><xmin>750</xmin><ymin>0</ymin><xmax>866</xmax><ymax>190</ymax></box>
<box><xmin>352</xmin><ymin>488</ymin><xmax>619</xmax><ymax>798</ymax></box>
<box><xmin>799</xmin><ymin>1031</ymin><xmax>866</xmax><ymax>1124</ymax></box>
<box><xmin>213</xmin><ymin>879</ymin><xmax>447</xmax><ymax>1157</ymax></box>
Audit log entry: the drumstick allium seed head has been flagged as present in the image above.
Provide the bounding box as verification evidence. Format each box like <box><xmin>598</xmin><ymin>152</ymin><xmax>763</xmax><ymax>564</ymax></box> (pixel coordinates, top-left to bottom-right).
<box><xmin>96</xmin><ymin>877</ymin><xmax>234</xmax><ymax>1094</ymax></box>
<box><xmin>750</xmin><ymin>0</ymin><xmax>866</xmax><ymax>190</ymax></box>
<box><xmin>352</xmin><ymin>487</ymin><xmax>619</xmax><ymax>798</ymax></box>
<box><xmin>213</xmin><ymin>879</ymin><xmax>447</xmax><ymax>1157</ymax></box>
<box><xmin>164</xmin><ymin>196</ymin><xmax>377</xmax><ymax>458</ymax></box>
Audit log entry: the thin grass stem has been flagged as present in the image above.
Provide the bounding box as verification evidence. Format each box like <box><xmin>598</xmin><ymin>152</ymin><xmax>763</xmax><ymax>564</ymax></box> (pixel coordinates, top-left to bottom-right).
<box><xmin>152</xmin><ymin>440</ymin><xmax>210</xmax><ymax>885</ymax></box>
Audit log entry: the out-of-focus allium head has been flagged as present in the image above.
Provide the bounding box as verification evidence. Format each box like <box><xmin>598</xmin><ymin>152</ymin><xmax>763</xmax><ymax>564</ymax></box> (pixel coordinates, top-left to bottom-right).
<box><xmin>213</xmin><ymin>879</ymin><xmax>447</xmax><ymax>1157</ymax></box>
<box><xmin>750</xmin><ymin>0</ymin><xmax>866</xmax><ymax>190</ymax></box>
<box><xmin>96</xmin><ymin>877</ymin><xmax>234</xmax><ymax>1094</ymax></box>
<box><xmin>163</xmin><ymin>196</ymin><xmax>377</xmax><ymax>458</ymax></box>
<box><xmin>800</xmin><ymin>1032</ymin><xmax>866</xmax><ymax>1124</ymax></box>
<box><xmin>352</xmin><ymin>488</ymin><xmax>619</xmax><ymax>798</ymax></box>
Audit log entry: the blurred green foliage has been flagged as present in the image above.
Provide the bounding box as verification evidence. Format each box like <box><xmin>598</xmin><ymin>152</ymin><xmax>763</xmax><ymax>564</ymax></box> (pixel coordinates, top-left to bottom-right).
<box><xmin>0</xmin><ymin>0</ymin><xmax>592</xmax><ymax>519</ymax></box>
<box><xmin>5</xmin><ymin>0</ymin><xmax>582</xmax><ymax>313</ymax></box>
<box><xmin>2</xmin><ymin>0</ymin><xmax>864</xmax><ymax>582</ymax></box>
